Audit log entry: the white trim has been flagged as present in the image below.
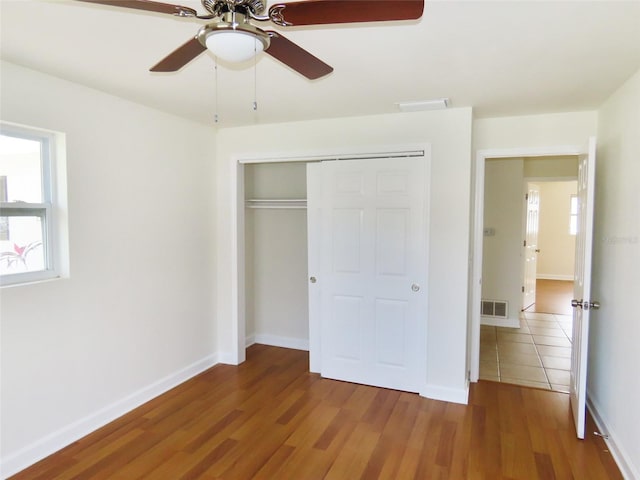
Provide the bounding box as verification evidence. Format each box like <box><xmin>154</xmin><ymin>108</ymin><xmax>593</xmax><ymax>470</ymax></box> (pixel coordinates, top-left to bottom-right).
<box><xmin>245</xmin><ymin>333</ymin><xmax>256</xmax><ymax>348</ymax></box>
<box><xmin>232</xmin><ymin>162</ymin><xmax>245</xmax><ymax>365</ymax></box>
<box><xmin>469</xmin><ymin>144</ymin><xmax>584</xmax><ymax>383</ymax></box>
<box><xmin>253</xmin><ymin>334</ymin><xmax>310</xmax><ymax>351</ymax></box>
<box><xmin>480</xmin><ymin>316</ymin><xmax>520</xmax><ymax>328</ymax></box>
<box><xmin>216</xmin><ymin>351</ymin><xmax>238</xmax><ymax>365</ymax></box>
<box><xmin>587</xmin><ymin>393</ymin><xmax>639</xmax><ymax>480</ymax></box>
<box><xmin>0</xmin><ymin>353</ymin><xmax>220</xmax><ymax>479</ymax></box>
<box><xmin>421</xmin><ymin>384</ymin><xmax>469</xmax><ymax>405</ymax></box>
<box><xmin>237</xmin><ymin>146</ymin><xmax>425</xmax><ymax>165</ymax></box>
<box><xmin>536</xmin><ymin>274</ymin><xmax>574</xmax><ymax>281</ymax></box>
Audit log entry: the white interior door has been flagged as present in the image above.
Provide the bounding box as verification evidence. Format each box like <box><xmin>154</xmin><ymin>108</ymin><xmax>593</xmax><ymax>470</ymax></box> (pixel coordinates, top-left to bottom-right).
<box><xmin>570</xmin><ymin>137</ymin><xmax>598</xmax><ymax>439</ymax></box>
<box><xmin>308</xmin><ymin>156</ymin><xmax>429</xmax><ymax>393</ymax></box>
<box><xmin>523</xmin><ymin>183</ymin><xmax>540</xmax><ymax>310</ymax></box>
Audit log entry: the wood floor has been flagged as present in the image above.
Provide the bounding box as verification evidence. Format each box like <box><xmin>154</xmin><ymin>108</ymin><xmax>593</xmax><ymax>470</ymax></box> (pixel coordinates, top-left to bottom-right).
<box><xmin>525</xmin><ymin>280</ymin><xmax>574</xmax><ymax>315</ymax></box>
<box><xmin>11</xmin><ymin>345</ymin><xmax>622</xmax><ymax>480</ymax></box>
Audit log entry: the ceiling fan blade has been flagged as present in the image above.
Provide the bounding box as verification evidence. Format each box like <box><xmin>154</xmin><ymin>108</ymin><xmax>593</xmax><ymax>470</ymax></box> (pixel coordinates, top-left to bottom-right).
<box><xmin>264</xmin><ymin>32</ymin><xmax>333</xmax><ymax>80</ymax></box>
<box><xmin>269</xmin><ymin>0</ymin><xmax>423</xmax><ymax>26</ymax></box>
<box><xmin>150</xmin><ymin>37</ymin><xmax>206</xmax><ymax>72</ymax></box>
<box><xmin>75</xmin><ymin>0</ymin><xmax>197</xmax><ymax>16</ymax></box>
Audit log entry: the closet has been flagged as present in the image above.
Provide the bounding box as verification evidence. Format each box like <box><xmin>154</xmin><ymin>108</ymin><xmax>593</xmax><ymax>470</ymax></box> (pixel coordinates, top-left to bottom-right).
<box><xmin>244</xmin><ymin>162</ymin><xmax>310</xmax><ymax>350</ymax></box>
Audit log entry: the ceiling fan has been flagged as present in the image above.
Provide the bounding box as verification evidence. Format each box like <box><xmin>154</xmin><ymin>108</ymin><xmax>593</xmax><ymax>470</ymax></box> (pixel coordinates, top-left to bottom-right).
<box><xmin>76</xmin><ymin>0</ymin><xmax>424</xmax><ymax>79</ymax></box>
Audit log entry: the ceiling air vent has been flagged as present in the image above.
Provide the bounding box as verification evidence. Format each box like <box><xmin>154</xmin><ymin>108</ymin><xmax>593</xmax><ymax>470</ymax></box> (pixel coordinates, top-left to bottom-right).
<box><xmin>481</xmin><ymin>300</ymin><xmax>508</xmax><ymax>319</ymax></box>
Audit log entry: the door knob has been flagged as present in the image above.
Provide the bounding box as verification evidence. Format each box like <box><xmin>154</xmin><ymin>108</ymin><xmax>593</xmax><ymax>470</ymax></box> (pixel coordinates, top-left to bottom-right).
<box><xmin>571</xmin><ymin>299</ymin><xmax>600</xmax><ymax>310</ymax></box>
<box><xmin>309</xmin><ymin>276</ymin><xmax>317</xmax><ymax>284</ymax></box>
<box><xmin>411</xmin><ymin>283</ymin><xmax>420</xmax><ymax>292</ymax></box>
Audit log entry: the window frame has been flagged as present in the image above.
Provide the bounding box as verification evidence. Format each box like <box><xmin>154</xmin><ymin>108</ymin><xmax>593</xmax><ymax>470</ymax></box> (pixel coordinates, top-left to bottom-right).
<box><xmin>0</xmin><ymin>123</ymin><xmax>60</xmax><ymax>286</ymax></box>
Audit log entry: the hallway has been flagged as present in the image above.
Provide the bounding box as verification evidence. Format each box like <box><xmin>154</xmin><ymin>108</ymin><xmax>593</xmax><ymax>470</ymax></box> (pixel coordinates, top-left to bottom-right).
<box><xmin>480</xmin><ymin>279</ymin><xmax>574</xmax><ymax>392</ymax></box>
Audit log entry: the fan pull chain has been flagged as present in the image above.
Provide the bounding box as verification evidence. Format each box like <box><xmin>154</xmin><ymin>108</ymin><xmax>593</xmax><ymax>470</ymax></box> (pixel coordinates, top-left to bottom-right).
<box><xmin>253</xmin><ymin>37</ymin><xmax>258</xmax><ymax>115</ymax></box>
<box><xmin>214</xmin><ymin>57</ymin><xmax>219</xmax><ymax>124</ymax></box>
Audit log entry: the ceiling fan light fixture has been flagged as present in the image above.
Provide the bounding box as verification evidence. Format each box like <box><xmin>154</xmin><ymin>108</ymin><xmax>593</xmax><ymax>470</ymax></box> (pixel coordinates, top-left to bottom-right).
<box><xmin>205</xmin><ymin>30</ymin><xmax>267</xmax><ymax>63</ymax></box>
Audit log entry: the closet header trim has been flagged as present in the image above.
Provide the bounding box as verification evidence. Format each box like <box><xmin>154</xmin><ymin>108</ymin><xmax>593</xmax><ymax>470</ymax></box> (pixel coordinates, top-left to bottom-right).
<box><xmin>238</xmin><ymin>150</ymin><xmax>425</xmax><ymax>165</ymax></box>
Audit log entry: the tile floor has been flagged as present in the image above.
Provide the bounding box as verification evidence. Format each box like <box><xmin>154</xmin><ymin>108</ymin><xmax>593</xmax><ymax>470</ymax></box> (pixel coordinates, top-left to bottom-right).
<box><xmin>480</xmin><ymin>312</ymin><xmax>573</xmax><ymax>392</ymax></box>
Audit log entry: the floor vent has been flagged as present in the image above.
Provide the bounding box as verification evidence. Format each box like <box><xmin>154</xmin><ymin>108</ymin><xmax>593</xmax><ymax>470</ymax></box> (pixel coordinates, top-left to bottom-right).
<box><xmin>481</xmin><ymin>300</ymin><xmax>508</xmax><ymax>318</ymax></box>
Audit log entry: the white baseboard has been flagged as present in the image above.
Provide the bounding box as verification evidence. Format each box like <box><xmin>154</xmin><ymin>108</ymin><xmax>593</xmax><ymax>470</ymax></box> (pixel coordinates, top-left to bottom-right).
<box><xmin>536</xmin><ymin>274</ymin><xmax>574</xmax><ymax>281</ymax></box>
<box><xmin>587</xmin><ymin>392</ymin><xmax>639</xmax><ymax>480</ymax></box>
<box><xmin>245</xmin><ymin>333</ymin><xmax>256</xmax><ymax>348</ymax></box>
<box><xmin>480</xmin><ymin>316</ymin><xmax>520</xmax><ymax>328</ymax></box>
<box><xmin>216</xmin><ymin>351</ymin><xmax>238</xmax><ymax>365</ymax></box>
<box><xmin>421</xmin><ymin>384</ymin><xmax>469</xmax><ymax>405</ymax></box>
<box><xmin>0</xmin><ymin>353</ymin><xmax>220</xmax><ymax>479</ymax></box>
<box><xmin>253</xmin><ymin>334</ymin><xmax>309</xmax><ymax>351</ymax></box>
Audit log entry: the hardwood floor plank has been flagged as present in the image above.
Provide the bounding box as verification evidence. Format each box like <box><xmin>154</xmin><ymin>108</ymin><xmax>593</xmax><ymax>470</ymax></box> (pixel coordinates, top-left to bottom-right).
<box><xmin>435</xmin><ymin>420</ymin><xmax>458</xmax><ymax>467</ymax></box>
<box><xmin>250</xmin><ymin>444</ymin><xmax>296</xmax><ymax>479</ymax></box>
<box><xmin>283</xmin><ymin>403</ymin><xmax>340</xmax><ymax>448</ymax></box>
<box><xmin>182</xmin><ymin>409</ymin><xmax>244</xmax><ymax>454</ymax></box>
<box><xmin>360</xmin><ymin>388</ymin><xmax>401</xmax><ymax>432</ymax></box>
<box><xmin>394</xmin><ymin>403</ymin><xmax>432</xmax><ymax>478</ymax></box>
<box><xmin>10</xmin><ymin>346</ymin><xmax>624</xmax><ymax>480</ymax></box>
<box><xmin>323</xmin><ymin>422</ymin><xmax>381</xmax><ymax>480</ymax></box>
<box><xmin>526</xmin><ymin>279</ymin><xmax>574</xmax><ymax>315</ymax></box>
<box><xmin>180</xmin><ymin>438</ymin><xmax>238</xmax><ymax>480</ymax></box>
<box><xmin>367</xmin><ymin>396</ymin><xmax>419</xmax><ymax>478</ymax></box>
<box><xmin>112</xmin><ymin>428</ymin><xmax>192</xmax><ymax>479</ymax></box>
<box><xmin>312</xmin><ymin>408</ymin><xmax>358</xmax><ymax>451</ymax></box>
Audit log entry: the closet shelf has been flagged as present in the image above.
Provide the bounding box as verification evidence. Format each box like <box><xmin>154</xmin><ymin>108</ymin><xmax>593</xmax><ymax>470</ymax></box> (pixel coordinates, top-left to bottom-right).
<box><xmin>245</xmin><ymin>198</ymin><xmax>307</xmax><ymax>209</ymax></box>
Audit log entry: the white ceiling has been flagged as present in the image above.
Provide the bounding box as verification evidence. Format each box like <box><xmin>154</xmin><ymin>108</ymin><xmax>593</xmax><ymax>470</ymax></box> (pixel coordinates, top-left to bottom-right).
<box><xmin>1</xmin><ymin>0</ymin><xmax>639</xmax><ymax>127</ymax></box>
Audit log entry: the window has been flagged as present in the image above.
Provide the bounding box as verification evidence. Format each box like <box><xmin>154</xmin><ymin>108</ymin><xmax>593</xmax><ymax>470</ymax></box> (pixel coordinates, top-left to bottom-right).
<box><xmin>569</xmin><ymin>194</ymin><xmax>578</xmax><ymax>235</ymax></box>
<box><xmin>0</xmin><ymin>123</ymin><xmax>63</xmax><ymax>285</ymax></box>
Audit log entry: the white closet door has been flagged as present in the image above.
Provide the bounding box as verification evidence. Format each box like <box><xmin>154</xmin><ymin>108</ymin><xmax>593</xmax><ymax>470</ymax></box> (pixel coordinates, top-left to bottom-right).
<box><xmin>308</xmin><ymin>156</ymin><xmax>429</xmax><ymax>393</ymax></box>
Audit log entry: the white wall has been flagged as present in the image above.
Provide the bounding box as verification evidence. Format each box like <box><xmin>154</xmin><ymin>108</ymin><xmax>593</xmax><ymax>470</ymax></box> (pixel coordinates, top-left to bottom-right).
<box><xmin>217</xmin><ymin>108</ymin><xmax>473</xmax><ymax>402</ymax></box>
<box><xmin>590</xmin><ymin>68</ymin><xmax>640</xmax><ymax>479</ymax></box>
<box><xmin>0</xmin><ymin>62</ymin><xmax>217</xmax><ymax>477</ymax></box>
<box><xmin>536</xmin><ymin>181</ymin><xmax>577</xmax><ymax>280</ymax></box>
<box><xmin>244</xmin><ymin>163</ymin><xmax>309</xmax><ymax>349</ymax></box>
<box><xmin>524</xmin><ymin>156</ymin><xmax>578</xmax><ymax>178</ymax></box>
<box><xmin>481</xmin><ymin>158</ymin><xmax>524</xmax><ymax>324</ymax></box>
<box><xmin>474</xmin><ymin>111</ymin><xmax>598</xmax><ymax>151</ymax></box>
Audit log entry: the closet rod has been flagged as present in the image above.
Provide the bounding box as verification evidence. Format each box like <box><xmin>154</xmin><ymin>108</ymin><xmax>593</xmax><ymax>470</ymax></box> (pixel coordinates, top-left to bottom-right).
<box><xmin>245</xmin><ymin>199</ymin><xmax>307</xmax><ymax>209</ymax></box>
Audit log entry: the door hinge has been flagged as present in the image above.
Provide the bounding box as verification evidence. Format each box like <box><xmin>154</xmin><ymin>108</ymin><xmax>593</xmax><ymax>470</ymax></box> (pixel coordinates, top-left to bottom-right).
<box><xmin>522</xmin><ymin>286</ymin><xmax>525</xmax><ymax>293</ymax></box>
<box><xmin>524</xmin><ymin>240</ymin><xmax>527</xmax><ymax>247</ymax></box>
<box><xmin>525</xmin><ymin>193</ymin><xmax>529</xmax><ymax>201</ymax></box>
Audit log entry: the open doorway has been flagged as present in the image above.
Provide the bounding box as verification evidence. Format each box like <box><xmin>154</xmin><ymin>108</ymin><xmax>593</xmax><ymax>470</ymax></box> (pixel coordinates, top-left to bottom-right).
<box><xmin>243</xmin><ymin>161</ymin><xmax>310</xmax><ymax>353</ymax></box>
<box><xmin>478</xmin><ymin>156</ymin><xmax>578</xmax><ymax>392</ymax></box>
<box><xmin>524</xmin><ymin>180</ymin><xmax>578</xmax><ymax>319</ymax></box>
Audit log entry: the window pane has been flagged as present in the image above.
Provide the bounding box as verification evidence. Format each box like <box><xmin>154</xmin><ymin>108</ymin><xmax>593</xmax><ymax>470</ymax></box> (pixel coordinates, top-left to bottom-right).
<box><xmin>0</xmin><ymin>215</ymin><xmax>46</xmax><ymax>274</ymax></box>
<box><xmin>570</xmin><ymin>195</ymin><xmax>578</xmax><ymax>215</ymax></box>
<box><xmin>570</xmin><ymin>215</ymin><xmax>578</xmax><ymax>235</ymax></box>
<box><xmin>0</xmin><ymin>134</ymin><xmax>43</xmax><ymax>203</ymax></box>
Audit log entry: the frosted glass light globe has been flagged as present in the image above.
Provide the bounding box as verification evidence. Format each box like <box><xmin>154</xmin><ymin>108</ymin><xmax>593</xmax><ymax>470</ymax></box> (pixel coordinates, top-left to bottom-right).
<box><xmin>205</xmin><ymin>31</ymin><xmax>264</xmax><ymax>63</ymax></box>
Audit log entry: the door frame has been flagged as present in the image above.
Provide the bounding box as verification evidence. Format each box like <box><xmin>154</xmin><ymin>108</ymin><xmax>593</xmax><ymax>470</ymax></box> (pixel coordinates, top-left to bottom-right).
<box><xmin>470</xmin><ymin>144</ymin><xmax>585</xmax><ymax>382</ymax></box>
<box><xmin>229</xmin><ymin>144</ymin><xmax>429</xmax><ymax>365</ymax></box>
